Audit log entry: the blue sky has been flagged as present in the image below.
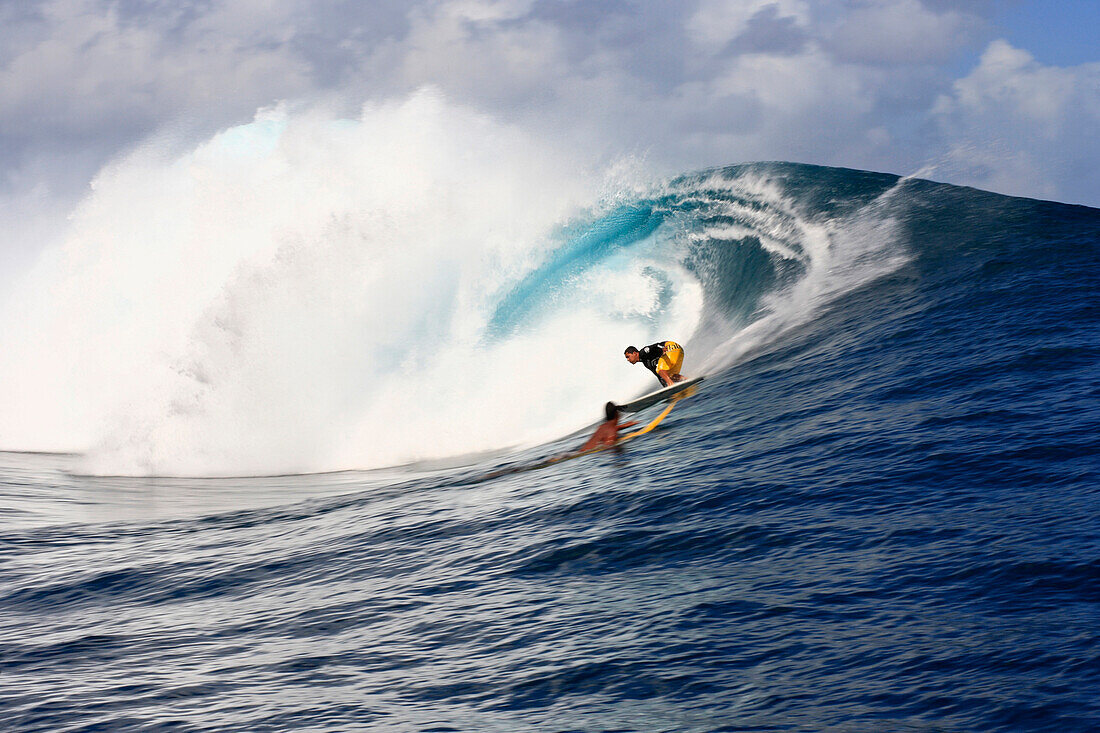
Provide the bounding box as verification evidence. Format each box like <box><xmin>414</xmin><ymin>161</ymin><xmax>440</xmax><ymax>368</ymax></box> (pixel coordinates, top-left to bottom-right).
<box><xmin>1</xmin><ymin>0</ymin><xmax>1098</xmax><ymax>287</ymax></box>
<box><xmin>994</xmin><ymin>0</ymin><xmax>1100</xmax><ymax>66</ymax></box>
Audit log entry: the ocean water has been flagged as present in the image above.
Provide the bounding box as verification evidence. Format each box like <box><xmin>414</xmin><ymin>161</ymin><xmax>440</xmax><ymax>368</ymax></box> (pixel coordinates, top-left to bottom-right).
<box><xmin>1</xmin><ymin>157</ymin><xmax>1098</xmax><ymax>731</ymax></box>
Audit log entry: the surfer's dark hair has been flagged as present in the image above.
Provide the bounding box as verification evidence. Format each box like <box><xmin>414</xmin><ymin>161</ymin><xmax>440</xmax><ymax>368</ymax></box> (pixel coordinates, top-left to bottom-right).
<box><xmin>605</xmin><ymin>402</ymin><xmax>619</xmax><ymax>422</ymax></box>
<box><xmin>624</xmin><ymin>346</ymin><xmax>638</xmax><ymax>354</ymax></box>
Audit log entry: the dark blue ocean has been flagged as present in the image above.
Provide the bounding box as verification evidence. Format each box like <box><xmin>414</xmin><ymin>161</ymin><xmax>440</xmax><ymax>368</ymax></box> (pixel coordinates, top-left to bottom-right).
<box><xmin>2</xmin><ymin>163</ymin><xmax>1098</xmax><ymax>731</ymax></box>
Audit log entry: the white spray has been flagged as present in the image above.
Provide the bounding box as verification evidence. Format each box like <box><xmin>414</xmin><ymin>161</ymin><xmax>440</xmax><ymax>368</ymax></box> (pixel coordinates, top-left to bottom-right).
<box><xmin>0</xmin><ymin>91</ymin><xmax>702</xmax><ymax>475</ymax></box>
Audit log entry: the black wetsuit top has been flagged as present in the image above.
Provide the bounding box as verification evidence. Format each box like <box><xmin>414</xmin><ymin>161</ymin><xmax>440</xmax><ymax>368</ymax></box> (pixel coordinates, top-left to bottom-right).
<box><xmin>638</xmin><ymin>342</ymin><xmax>669</xmax><ymax>385</ymax></box>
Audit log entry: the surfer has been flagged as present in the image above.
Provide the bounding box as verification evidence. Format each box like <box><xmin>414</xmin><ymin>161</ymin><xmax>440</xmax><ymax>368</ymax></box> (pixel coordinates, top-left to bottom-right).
<box><xmin>581</xmin><ymin>402</ymin><xmax>638</xmax><ymax>451</ymax></box>
<box><xmin>624</xmin><ymin>341</ymin><xmax>686</xmax><ymax>387</ymax></box>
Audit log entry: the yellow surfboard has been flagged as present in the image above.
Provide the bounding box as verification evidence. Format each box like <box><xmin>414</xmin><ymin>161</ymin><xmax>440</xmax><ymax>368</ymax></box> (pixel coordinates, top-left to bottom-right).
<box><xmin>617</xmin><ymin>382</ymin><xmax>698</xmax><ymax>443</ymax></box>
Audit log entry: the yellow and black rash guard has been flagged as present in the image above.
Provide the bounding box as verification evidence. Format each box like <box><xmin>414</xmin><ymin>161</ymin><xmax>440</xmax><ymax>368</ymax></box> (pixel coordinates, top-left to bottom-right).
<box><xmin>639</xmin><ymin>341</ymin><xmax>684</xmax><ymax>385</ymax></box>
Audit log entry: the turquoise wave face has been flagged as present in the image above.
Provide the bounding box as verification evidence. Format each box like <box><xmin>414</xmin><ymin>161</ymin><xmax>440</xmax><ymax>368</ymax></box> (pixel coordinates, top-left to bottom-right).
<box><xmin>485</xmin><ymin>164</ymin><xmax>831</xmax><ymax>346</ymax></box>
<box><xmin>485</xmin><ymin>204</ymin><xmax>666</xmax><ymax>337</ymax></box>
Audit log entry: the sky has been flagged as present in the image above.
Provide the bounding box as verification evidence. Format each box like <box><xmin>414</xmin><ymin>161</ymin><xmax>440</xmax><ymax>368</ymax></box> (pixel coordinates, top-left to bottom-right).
<box><xmin>1</xmin><ymin>0</ymin><xmax>1098</xmax><ymax>286</ymax></box>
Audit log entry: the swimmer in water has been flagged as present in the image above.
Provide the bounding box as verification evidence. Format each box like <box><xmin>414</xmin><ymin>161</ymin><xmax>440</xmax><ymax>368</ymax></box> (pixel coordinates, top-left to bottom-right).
<box><xmin>581</xmin><ymin>401</ymin><xmax>638</xmax><ymax>452</ymax></box>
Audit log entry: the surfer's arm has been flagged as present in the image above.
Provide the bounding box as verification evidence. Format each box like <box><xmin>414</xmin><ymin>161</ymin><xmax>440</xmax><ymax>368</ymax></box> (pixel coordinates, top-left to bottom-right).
<box><xmin>657</xmin><ymin>368</ymin><xmax>673</xmax><ymax>386</ymax></box>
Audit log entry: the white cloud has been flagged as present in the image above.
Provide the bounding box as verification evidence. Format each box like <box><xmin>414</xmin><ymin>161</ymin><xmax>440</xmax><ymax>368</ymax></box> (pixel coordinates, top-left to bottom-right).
<box><xmin>827</xmin><ymin>0</ymin><xmax>979</xmax><ymax>65</ymax></box>
<box><xmin>0</xmin><ymin>0</ymin><xmax>313</xmax><ymax>142</ymax></box>
<box><xmin>670</xmin><ymin>43</ymin><xmax>907</xmax><ymax>170</ymax></box>
<box><xmin>932</xmin><ymin>40</ymin><xmax>1100</xmax><ymax>203</ymax></box>
<box><xmin>686</xmin><ymin>0</ymin><xmax>809</xmax><ymax>54</ymax></box>
<box><xmin>442</xmin><ymin>0</ymin><xmax>536</xmax><ymax>23</ymax></box>
<box><xmin>714</xmin><ymin>45</ymin><xmax>870</xmax><ymax>116</ymax></box>
<box><xmin>384</xmin><ymin>2</ymin><xmax>567</xmax><ymax>108</ymax></box>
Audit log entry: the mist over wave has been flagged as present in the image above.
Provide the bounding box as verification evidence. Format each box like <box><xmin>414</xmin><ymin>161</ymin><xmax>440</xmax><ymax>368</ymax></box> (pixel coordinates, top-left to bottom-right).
<box><xmin>0</xmin><ymin>92</ymin><xmax>906</xmax><ymax>476</ymax></box>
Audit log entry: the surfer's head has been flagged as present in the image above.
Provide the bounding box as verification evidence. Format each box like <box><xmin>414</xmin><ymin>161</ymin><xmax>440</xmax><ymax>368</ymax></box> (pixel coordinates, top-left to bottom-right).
<box><xmin>605</xmin><ymin>401</ymin><xmax>620</xmax><ymax>422</ymax></box>
<box><xmin>624</xmin><ymin>346</ymin><xmax>640</xmax><ymax>364</ymax></box>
